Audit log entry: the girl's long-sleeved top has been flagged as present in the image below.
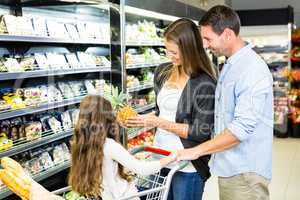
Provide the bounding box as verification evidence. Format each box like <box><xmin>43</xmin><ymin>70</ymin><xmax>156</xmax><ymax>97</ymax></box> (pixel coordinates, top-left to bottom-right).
<box><xmin>31</xmin><ymin>138</ymin><xmax>162</xmax><ymax>200</ymax></box>
<box><xmin>154</xmin><ymin>63</ymin><xmax>216</xmax><ymax>181</ymax></box>
<box><xmin>101</xmin><ymin>138</ymin><xmax>161</xmax><ymax>199</ymax></box>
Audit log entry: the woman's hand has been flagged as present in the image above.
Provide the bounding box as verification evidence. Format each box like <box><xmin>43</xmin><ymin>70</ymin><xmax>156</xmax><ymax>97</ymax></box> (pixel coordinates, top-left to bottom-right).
<box><xmin>126</xmin><ymin>112</ymin><xmax>159</xmax><ymax>128</ymax></box>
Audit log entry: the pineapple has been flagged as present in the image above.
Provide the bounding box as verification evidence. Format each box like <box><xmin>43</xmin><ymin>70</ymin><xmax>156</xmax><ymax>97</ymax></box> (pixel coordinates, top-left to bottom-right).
<box><xmin>106</xmin><ymin>86</ymin><xmax>137</xmax><ymax>124</ymax></box>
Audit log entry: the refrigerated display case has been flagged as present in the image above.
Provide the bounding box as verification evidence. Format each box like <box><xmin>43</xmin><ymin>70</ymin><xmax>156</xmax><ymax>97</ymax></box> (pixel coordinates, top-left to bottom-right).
<box><xmin>0</xmin><ymin>0</ymin><xmax>206</xmax><ymax>199</ymax></box>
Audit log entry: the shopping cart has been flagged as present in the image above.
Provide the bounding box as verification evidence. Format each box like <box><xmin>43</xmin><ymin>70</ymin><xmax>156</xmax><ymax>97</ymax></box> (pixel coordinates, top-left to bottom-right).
<box><xmin>51</xmin><ymin>145</ymin><xmax>188</xmax><ymax>200</ymax></box>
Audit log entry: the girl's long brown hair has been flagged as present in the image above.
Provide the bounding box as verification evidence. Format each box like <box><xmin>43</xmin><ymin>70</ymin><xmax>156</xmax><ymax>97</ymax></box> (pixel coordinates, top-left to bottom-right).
<box><xmin>162</xmin><ymin>18</ymin><xmax>217</xmax><ymax>81</ymax></box>
<box><xmin>68</xmin><ymin>95</ymin><xmax>130</xmax><ymax>197</ymax></box>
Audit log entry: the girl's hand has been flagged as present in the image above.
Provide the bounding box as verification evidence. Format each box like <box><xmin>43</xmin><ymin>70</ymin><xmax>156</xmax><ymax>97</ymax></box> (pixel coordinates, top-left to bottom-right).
<box><xmin>126</xmin><ymin>112</ymin><xmax>159</xmax><ymax>128</ymax></box>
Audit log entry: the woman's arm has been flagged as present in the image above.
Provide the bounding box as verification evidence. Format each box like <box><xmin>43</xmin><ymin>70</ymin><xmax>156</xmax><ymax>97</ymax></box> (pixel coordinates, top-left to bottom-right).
<box><xmin>106</xmin><ymin>139</ymin><xmax>176</xmax><ymax>176</ymax></box>
<box><xmin>126</xmin><ymin>112</ymin><xmax>189</xmax><ymax>139</ymax></box>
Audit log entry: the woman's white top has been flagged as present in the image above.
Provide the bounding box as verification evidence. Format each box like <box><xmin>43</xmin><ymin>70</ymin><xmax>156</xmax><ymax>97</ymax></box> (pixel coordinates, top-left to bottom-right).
<box><xmin>154</xmin><ymin>86</ymin><xmax>196</xmax><ymax>173</ymax></box>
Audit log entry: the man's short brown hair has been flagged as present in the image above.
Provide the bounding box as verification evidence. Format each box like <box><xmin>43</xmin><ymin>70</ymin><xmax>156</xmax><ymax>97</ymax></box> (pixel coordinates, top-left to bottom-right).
<box><xmin>199</xmin><ymin>5</ymin><xmax>241</xmax><ymax>36</ymax></box>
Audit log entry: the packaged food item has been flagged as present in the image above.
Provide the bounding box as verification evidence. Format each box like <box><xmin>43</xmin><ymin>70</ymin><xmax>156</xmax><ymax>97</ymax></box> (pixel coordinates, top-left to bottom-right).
<box><xmin>26</xmin><ymin>157</ymin><xmax>41</xmax><ymax>175</ymax></box>
<box><xmin>19</xmin><ymin>56</ymin><xmax>36</xmax><ymax>71</ymax></box>
<box><xmin>18</xmin><ymin>16</ymin><xmax>34</xmax><ymax>36</ymax></box>
<box><xmin>25</xmin><ymin>122</ymin><xmax>42</xmax><ymax>141</ymax></box>
<box><xmin>47</xmin><ymin>84</ymin><xmax>64</xmax><ymax>102</ymax></box>
<box><xmin>77</xmin><ymin>52</ymin><xmax>96</xmax><ymax>68</ymax></box>
<box><xmin>48</xmin><ymin>116</ymin><xmax>63</xmax><ymax>134</ymax></box>
<box><xmin>47</xmin><ymin>20</ymin><xmax>68</xmax><ymax>38</ymax></box>
<box><xmin>0</xmin><ymin>15</ymin><xmax>8</xmax><ymax>34</ymax></box>
<box><xmin>69</xmin><ymin>109</ymin><xmax>80</xmax><ymax>126</ymax></box>
<box><xmin>61</xmin><ymin>111</ymin><xmax>73</xmax><ymax>131</ymax></box>
<box><xmin>52</xmin><ymin>145</ymin><xmax>65</xmax><ymax>164</ymax></box>
<box><xmin>23</xmin><ymin>87</ymin><xmax>41</xmax><ymax>106</ymax></box>
<box><xmin>84</xmin><ymin>80</ymin><xmax>97</xmax><ymax>95</ymax></box>
<box><xmin>3</xmin><ymin>15</ymin><xmax>18</xmax><ymax>35</ymax></box>
<box><xmin>57</xmin><ymin>82</ymin><xmax>75</xmax><ymax>99</ymax></box>
<box><xmin>40</xmin><ymin>115</ymin><xmax>52</xmax><ymax>132</ymax></box>
<box><xmin>32</xmin><ymin>17</ymin><xmax>48</xmax><ymax>37</ymax></box>
<box><xmin>4</xmin><ymin>58</ymin><xmax>23</xmax><ymax>72</ymax></box>
<box><xmin>61</xmin><ymin>143</ymin><xmax>70</xmax><ymax>161</ymax></box>
<box><xmin>38</xmin><ymin>85</ymin><xmax>49</xmax><ymax>102</ymax></box>
<box><xmin>38</xmin><ymin>152</ymin><xmax>54</xmax><ymax>171</ymax></box>
<box><xmin>46</xmin><ymin>53</ymin><xmax>69</xmax><ymax>69</ymax></box>
<box><xmin>0</xmin><ymin>120</ymin><xmax>11</xmax><ymax>136</ymax></box>
<box><xmin>65</xmin><ymin>53</ymin><xmax>81</xmax><ymax>68</ymax></box>
<box><xmin>34</xmin><ymin>53</ymin><xmax>50</xmax><ymax>70</ymax></box>
<box><xmin>0</xmin><ymin>59</ymin><xmax>8</xmax><ymax>72</ymax></box>
<box><xmin>0</xmin><ymin>100</ymin><xmax>11</xmax><ymax>111</ymax></box>
<box><xmin>69</xmin><ymin>81</ymin><xmax>86</xmax><ymax>97</ymax></box>
<box><xmin>0</xmin><ymin>133</ymin><xmax>13</xmax><ymax>151</ymax></box>
<box><xmin>10</xmin><ymin>118</ymin><xmax>23</xmax><ymax>141</ymax></box>
<box><xmin>2</xmin><ymin>92</ymin><xmax>26</xmax><ymax>110</ymax></box>
<box><xmin>76</xmin><ymin>22</ymin><xmax>89</xmax><ymax>39</ymax></box>
<box><xmin>65</xmin><ymin>23</ymin><xmax>80</xmax><ymax>40</ymax></box>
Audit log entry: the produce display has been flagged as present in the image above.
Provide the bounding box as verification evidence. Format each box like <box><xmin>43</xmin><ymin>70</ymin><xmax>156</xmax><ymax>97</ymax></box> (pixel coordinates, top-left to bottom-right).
<box><xmin>126</xmin><ymin>47</ymin><xmax>169</xmax><ymax>65</ymax></box>
<box><xmin>126</xmin><ymin>20</ymin><xmax>163</xmax><ymax>43</ymax></box>
<box><xmin>127</xmin><ymin>70</ymin><xmax>154</xmax><ymax>88</ymax></box>
<box><xmin>0</xmin><ymin>14</ymin><xmax>109</xmax><ymax>41</ymax></box>
<box><xmin>128</xmin><ymin>130</ymin><xmax>154</xmax><ymax>150</ymax></box>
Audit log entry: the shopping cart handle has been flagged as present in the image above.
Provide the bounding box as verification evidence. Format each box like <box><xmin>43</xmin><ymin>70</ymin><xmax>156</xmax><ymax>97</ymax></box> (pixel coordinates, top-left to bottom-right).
<box><xmin>129</xmin><ymin>146</ymin><xmax>189</xmax><ymax>170</ymax></box>
<box><xmin>129</xmin><ymin>146</ymin><xmax>171</xmax><ymax>156</ymax></box>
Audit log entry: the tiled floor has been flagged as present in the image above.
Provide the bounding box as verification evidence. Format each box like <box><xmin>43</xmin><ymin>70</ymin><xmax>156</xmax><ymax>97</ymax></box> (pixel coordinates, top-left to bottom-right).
<box><xmin>203</xmin><ymin>138</ymin><xmax>300</xmax><ymax>200</ymax></box>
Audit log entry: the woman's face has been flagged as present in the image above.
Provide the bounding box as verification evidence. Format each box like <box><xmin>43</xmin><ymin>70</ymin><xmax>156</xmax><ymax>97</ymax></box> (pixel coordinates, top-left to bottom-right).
<box><xmin>165</xmin><ymin>40</ymin><xmax>182</xmax><ymax>66</ymax></box>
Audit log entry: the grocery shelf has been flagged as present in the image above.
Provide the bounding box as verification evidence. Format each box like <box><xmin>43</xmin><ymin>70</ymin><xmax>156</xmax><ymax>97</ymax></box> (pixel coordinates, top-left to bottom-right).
<box><xmin>126</xmin><ymin>41</ymin><xmax>164</xmax><ymax>46</ymax></box>
<box><xmin>127</xmin><ymin>82</ymin><xmax>154</xmax><ymax>92</ymax></box>
<box><xmin>0</xmin><ymin>95</ymin><xmax>85</xmax><ymax>120</ymax></box>
<box><xmin>253</xmin><ymin>45</ymin><xmax>288</xmax><ymax>53</ymax></box>
<box><xmin>128</xmin><ymin>127</ymin><xmax>154</xmax><ymax>140</ymax></box>
<box><xmin>268</xmin><ymin>61</ymin><xmax>288</xmax><ymax>69</ymax></box>
<box><xmin>126</xmin><ymin>62</ymin><xmax>169</xmax><ymax>69</ymax></box>
<box><xmin>21</xmin><ymin>0</ymin><xmax>103</xmax><ymax>6</ymax></box>
<box><xmin>0</xmin><ymin>67</ymin><xmax>111</xmax><ymax>81</ymax></box>
<box><xmin>0</xmin><ymin>161</ymin><xmax>71</xmax><ymax>200</ymax></box>
<box><xmin>0</xmin><ymin>34</ymin><xmax>109</xmax><ymax>45</ymax></box>
<box><xmin>0</xmin><ymin>130</ymin><xmax>73</xmax><ymax>158</ymax></box>
<box><xmin>135</xmin><ymin>103</ymin><xmax>155</xmax><ymax>113</ymax></box>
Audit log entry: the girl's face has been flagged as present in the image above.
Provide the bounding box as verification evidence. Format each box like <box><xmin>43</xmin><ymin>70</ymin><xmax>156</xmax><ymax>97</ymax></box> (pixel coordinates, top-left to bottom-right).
<box><xmin>165</xmin><ymin>40</ymin><xmax>182</xmax><ymax>66</ymax></box>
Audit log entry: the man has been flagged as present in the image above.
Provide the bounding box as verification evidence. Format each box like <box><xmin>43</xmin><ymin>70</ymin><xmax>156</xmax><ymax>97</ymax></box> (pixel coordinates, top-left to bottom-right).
<box><xmin>176</xmin><ymin>5</ymin><xmax>273</xmax><ymax>200</ymax></box>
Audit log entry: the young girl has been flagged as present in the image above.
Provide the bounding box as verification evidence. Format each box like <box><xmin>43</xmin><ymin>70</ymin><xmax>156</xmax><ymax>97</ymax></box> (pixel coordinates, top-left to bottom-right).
<box><xmin>31</xmin><ymin>95</ymin><xmax>176</xmax><ymax>200</ymax></box>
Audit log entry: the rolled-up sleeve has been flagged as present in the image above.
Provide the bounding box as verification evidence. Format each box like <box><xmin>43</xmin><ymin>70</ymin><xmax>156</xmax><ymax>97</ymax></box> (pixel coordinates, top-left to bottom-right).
<box><xmin>187</xmin><ymin>80</ymin><xmax>216</xmax><ymax>143</ymax></box>
<box><xmin>228</xmin><ymin>74</ymin><xmax>273</xmax><ymax>142</ymax></box>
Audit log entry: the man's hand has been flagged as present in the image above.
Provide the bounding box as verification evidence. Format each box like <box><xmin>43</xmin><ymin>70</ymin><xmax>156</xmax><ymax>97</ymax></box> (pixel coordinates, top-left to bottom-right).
<box><xmin>176</xmin><ymin>148</ymin><xmax>200</xmax><ymax>161</ymax></box>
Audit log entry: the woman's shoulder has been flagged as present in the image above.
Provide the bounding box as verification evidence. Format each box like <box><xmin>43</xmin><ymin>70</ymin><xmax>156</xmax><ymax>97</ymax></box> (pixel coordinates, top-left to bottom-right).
<box><xmin>190</xmin><ymin>72</ymin><xmax>217</xmax><ymax>86</ymax></box>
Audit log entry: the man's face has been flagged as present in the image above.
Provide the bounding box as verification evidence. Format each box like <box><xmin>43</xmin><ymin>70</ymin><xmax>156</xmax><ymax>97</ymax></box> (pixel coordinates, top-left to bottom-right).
<box><xmin>200</xmin><ymin>25</ymin><xmax>227</xmax><ymax>57</ymax></box>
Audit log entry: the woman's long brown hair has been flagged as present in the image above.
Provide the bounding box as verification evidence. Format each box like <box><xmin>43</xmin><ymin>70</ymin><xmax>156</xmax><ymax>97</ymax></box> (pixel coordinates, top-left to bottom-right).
<box><xmin>162</xmin><ymin>18</ymin><xmax>217</xmax><ymax>81</ymax></box>
<box><xmin>68</xmin><ymin>95</ymin><xmax>130</xmax><ymax>197</ymax></box>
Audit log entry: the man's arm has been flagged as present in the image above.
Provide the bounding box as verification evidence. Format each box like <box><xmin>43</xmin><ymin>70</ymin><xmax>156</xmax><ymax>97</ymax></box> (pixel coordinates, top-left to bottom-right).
<box><xmin>177</xmin><ymin>128</ymin><xmax>240</xmax><ymax>161</ymax></box>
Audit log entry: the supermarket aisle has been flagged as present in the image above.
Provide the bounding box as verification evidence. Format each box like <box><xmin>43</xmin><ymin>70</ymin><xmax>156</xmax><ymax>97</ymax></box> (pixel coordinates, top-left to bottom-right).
<box><xmin>203</xmin><ymin>138</ymin><xmax>300</xmax><ymax>200</ymax></box>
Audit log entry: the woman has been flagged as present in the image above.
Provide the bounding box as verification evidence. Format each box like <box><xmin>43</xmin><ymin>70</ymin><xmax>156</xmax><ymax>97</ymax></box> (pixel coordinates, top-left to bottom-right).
<box><xmin>126</xmin><ymin>18</ymin><xmax>217</xmax><ymax>200</ymax></box>
<box><xmin>29</xmin><ymin>95</ymin><xmax>176</xmax><ymax>200</ymax></box>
